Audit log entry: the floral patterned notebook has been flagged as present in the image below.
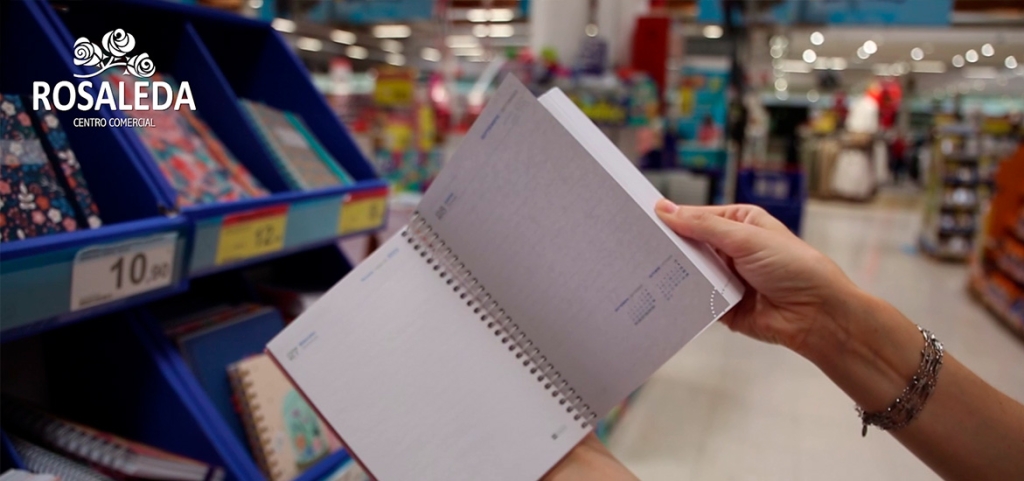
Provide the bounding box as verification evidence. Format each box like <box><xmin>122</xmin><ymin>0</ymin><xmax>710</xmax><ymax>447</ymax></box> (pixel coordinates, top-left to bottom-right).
<box><xmin>0</xmin><ymin>94</ymin><xmax>78</xmax><ymax>241</ymax></box>
<box><xmin>32</xmin><ymin>107</ymin><xmax>103</xmax><ymax>229</ymax></box>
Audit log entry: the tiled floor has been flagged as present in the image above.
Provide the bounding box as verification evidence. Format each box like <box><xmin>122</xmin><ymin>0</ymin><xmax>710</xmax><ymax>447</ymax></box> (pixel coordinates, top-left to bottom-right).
<box><xmin>607</xmin><ymin>196</ymin><xmax>1024</xmax><ymax>481</ymax></box>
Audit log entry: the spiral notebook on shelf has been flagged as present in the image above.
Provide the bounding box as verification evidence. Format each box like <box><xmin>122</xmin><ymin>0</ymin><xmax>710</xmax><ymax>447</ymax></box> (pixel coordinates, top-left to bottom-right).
<box><xmin>267</xmin><ymin>76</ymin><xmax>743</xmax><ymax>481</ymax></box>
<box><xmin>228</xmin><ymin>353</ymin><xmax>343</xmax><ymax>481</ymax></box>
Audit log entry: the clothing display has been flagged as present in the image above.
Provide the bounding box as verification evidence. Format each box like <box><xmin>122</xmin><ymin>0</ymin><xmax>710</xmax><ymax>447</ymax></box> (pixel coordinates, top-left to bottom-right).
<box><xmin>0</xmin><ymin>93</ymin><xmax>79</xmax><ymax>241</ymax></box>
<box><xmin>241</xmin><ymin>99</ymin><xmax>354</xmax><ymax>190</ymax></box>
<box><xmin>108</xmin><ymin>73</ymin><xmax>267</xmax><ymax>206</ymax></box>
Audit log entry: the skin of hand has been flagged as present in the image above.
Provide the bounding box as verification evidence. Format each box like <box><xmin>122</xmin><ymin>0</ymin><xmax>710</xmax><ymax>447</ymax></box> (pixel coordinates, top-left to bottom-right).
<box><xmin>543</xmin><ymin>434</ymin><xmax>639</xmax><ymax>481</ymax></box>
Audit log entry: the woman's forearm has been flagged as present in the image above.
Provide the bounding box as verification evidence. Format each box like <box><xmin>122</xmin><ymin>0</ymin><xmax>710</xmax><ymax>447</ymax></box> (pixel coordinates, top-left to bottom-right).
<box><xmin>799</xmin><ymin>287</ymin><xmax>1024</xmax><ymax>480</ymax></box>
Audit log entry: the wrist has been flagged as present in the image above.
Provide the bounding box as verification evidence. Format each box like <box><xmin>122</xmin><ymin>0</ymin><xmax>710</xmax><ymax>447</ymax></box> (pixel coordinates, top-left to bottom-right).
<box><xmin>797</xmin><ymin>287</ymin><xmax>925</xmax><ymax>412</ymax></box>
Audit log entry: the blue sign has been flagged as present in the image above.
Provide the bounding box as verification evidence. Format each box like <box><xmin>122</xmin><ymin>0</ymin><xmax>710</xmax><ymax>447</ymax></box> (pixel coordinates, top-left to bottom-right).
<box><xmin>698</xmin><ymin>0</ymin><xmax>952</xmax><ymax>26</ymax></box>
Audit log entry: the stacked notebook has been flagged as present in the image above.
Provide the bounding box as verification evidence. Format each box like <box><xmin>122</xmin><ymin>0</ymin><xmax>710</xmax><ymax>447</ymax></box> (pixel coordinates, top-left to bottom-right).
<box><xmin>240</xmin><ymin>100</ymin><xmax>354</xmax><ymax>190</ymax></box>
<box><xmin>0</xmin><ymin>93</ymin><xmax>81</xmax><ymax>241</ymax></box>
<box><xmin>108</xmin><ymin>73</ymin><xmax>268</xmax><ymax>206</ymax></box>
<box><xmin>30</xmin><ymin>106</ymin><xmax>102</xmax><ymax>229</ymax></box>
<box><xmin>2</xmin><ymin>400</ymin><xmax>224</xmax><ymax>481</ymax></box>
<box><xmin>268</xmin><ymin>77</ymin><xmax>743</xmax><ymax>480</ymax></box>
<box><xmin>228</xmin><ymin>353</ymin><xmax>342</xmax><ymax>481</ymax></box>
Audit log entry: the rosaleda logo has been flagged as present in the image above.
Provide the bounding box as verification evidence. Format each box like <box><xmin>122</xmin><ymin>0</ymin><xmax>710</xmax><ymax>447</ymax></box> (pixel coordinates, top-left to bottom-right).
<box><xmin>32</xmin><ymin>29</ymin><xmax>194</xmax><ymax>114</ymax></box>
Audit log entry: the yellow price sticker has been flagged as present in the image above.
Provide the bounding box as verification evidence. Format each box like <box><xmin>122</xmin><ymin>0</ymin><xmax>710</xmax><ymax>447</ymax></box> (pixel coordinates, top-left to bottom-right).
<box><xmin>339</xmin><ymin>189</ymin><xmax>388</xmax><ymax>235</ymax></box>
<box><xmin>215</xmin><ymin>206</ymin><xmax>288</xmax><ymax>265</ymax></box>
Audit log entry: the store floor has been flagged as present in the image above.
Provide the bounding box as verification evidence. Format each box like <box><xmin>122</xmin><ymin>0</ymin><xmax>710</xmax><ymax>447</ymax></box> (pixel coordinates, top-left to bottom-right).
<box><xmin>607</xmin><ymin>193</ymin><xmax>1024</xmax><ymax>481</ymax></box>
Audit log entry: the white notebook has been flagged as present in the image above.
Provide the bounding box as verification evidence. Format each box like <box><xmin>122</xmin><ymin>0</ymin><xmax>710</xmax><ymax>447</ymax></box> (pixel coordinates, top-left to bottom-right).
<box><xmin>267</xmin><ymin>76</ymin><xmax>743</xmax><ymax>481</ymax></box>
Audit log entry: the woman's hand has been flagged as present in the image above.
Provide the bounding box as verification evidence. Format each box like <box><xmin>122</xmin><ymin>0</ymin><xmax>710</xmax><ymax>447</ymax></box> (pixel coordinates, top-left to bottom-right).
<box><xmin>543</xmin><ymin>434</ymin><xmax>638</xmax><ymax>481</ymax></box>
<box><xmin>655</xmin><ymin>200</ymin><xmax>860</xmax><ymax>355</ymax></box>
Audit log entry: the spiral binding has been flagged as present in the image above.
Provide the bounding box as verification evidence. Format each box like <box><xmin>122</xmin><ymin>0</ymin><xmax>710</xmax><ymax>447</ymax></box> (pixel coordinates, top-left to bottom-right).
<box><xmin>403</xmin><ymin>212</ymin><xmax>599</xmax><ymax>428</ymax></box>
<box><xmin>231</xmin><ymin>368</ymin><xmax>283</xmax><ymax>481</ymax></box>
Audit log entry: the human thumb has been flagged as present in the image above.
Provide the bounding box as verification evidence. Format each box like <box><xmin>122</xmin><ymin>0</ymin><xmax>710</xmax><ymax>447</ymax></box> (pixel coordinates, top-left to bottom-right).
<box><xmin>655</xmin><ymin>200</ymin><xmax>762</xmax><ymax>260</ymax></box>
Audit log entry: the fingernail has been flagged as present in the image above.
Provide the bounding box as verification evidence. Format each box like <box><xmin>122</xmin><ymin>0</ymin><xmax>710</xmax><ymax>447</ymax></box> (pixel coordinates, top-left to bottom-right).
<box><xmin>656</xmin><ymin>199</ymin><xmax>678</xmax><ymax>214</ymax></box>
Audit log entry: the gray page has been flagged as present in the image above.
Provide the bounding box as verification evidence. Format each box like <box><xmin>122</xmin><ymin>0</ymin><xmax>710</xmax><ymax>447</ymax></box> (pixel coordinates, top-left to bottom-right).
<box><xmin>417</xmin><ymin>77</ymin><xmax>738</xmax><ymax>416</ymax></box>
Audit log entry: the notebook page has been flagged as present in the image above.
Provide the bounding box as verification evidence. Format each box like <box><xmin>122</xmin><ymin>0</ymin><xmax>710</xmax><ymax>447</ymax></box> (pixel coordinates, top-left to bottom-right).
<box><xmin>267</xmin><ymin>233</ymin><xmax>587</xmax><ymax>481</ymax></box>
<box><xmin>416</xmin><ymin>76</ymin><xmax>742</xmax><ymax>417</ymax></box>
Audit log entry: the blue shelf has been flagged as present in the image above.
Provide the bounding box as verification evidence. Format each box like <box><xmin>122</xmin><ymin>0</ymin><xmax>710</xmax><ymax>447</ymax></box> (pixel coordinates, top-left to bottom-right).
<box><xmin>0</xmin><ymin>0</ymin><xmax>191</xmax><ymax>339</ymax></box>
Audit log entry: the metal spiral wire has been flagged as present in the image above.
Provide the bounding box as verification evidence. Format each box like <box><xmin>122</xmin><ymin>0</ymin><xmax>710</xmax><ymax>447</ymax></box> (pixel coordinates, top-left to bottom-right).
<box><xmin>402</xmin><ymin>212</ymin><xmax>598</xmax><ymax>428</ymax></box>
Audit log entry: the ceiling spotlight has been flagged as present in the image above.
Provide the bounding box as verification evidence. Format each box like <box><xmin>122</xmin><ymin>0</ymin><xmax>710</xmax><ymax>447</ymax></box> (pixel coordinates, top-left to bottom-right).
<box><xmin>703</xmin><ymin>25</ymin><xmax>724</xmax><ymax>39</ymax></box>
<box><xmin>981</xmin><ymin>43</ymin><xmax>994</xmax><ymax>57</ymax></box>
<box><xmin>952</xmin><ymin>54</ymin><xmax>965</xmax><ymax>68</ymax></box>
<box><xmin>807</xmin><ymin>89</ymin><xmax>820</xmax><ymax>102</ymax></box>
<box><xmin>775</xmin><ymin>78</ymin><xmax>788</xmax><ymax>91</ymax></box>
<box><xmin>770</xmin><ymin>35</ymin><xmax>788</xmax><ymax>48</ymax></box>
<box><xmin>585</xmin><ymin>24</ymin><xmax>599</xmax><ymax>37</ymax></box>
<box><xmin>446</xmin><ymin>35</ymin><xmax>479</xmax><ymax>48</ymax></box>
<box><xmin>330</xmin><ymin>29</ymin><xmax>356</xmax><ymax>45</ymax></box>
<box><xmin>473</xmin><ymin>24</ymin><xmax>490</xmax><ymax>38</ymax></box>
<box><xmin>911</xmin><ymin>47</ymin><xmax>924</xmax><ymax>61</ymax></box>
<box><xmin>489</xmin><ymin>25</ymin><xmax>515</xmax><ymax>38</ymax></box>
<box><xmin>296</xmin><ymin>37</ymin><xmax>322</xmax><ymax>52</ymax></box>
<box><xmin>271</xmin><ymin>18</ymin><xmax>296</xmax><ymax>33</ymax></box>
<box><xmin>1006</xmin><ymin>56</ymin><xmax>1018</xmax><ymax>69</ymax></box>
<box><xmin>802</xmin><ymin>49</ymin><xmax>817</xmax><ymax>63</ymax></box>
<box><xmin>966</xmin><ymin>49</ymin><xmax>979</xmax><ymax>63</ymax></box>
<box><xmin>421</xmin><ymin>47</ymin><xmax>441</xmax><ymax>62</ymax></box>
<box><xmin>467</xmin><ymin>8</ymin><xmax>488</xmax><ymax>22</ymax></box>
<box><xmin>775</xmin><ymin>90</ymin><xmax>789</xmax><ymax>101</ymax></box>
<box><xmin>488</xmin><ymin>8</ymin><xmax>515</xmax><ymax>22</ymax></box>
<box><xmin>373</xmin><ymin>24</ymin><xmax>411</xmax><ymax>39</ymax></box>
<box><xmin>345</xmin><ymin>45</ymin><xmax>368</xmax><ymax>59</ymax></box>
<box><xmin>863</xmin><ymin>40</ymin><xmax>877</xmax><ymax>55</ymax></box>
<box><xmin>385</xmin><ymin>53</ymin><xmax>405</xmax><ymax>66</ymax></box>
<box><xmin>810</xmin><ymin>31</ymin><xmax>824</xmax><ymax>46</ymax></box>
<box><xmin>248</xmin><ymin>0</ymin><xmax>263</xmax><ymax>8</ymax></box>
<box><xmin>381</xmin><ymin>39</ymin><xmax>403</xmax><ymax>53</ymax></box>
<box><xmin>770</xmin><ymin>45</ymin><xmax>784</xmax><ymax>59</ymax></box>
<box><xmin>857</xmin><ymin>47</ymin><xmax>869</xmax><ymax>60</ymax></box>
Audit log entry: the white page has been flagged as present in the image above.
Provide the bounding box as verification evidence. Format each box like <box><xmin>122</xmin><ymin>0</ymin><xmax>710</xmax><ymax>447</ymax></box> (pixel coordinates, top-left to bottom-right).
<box><xmin>416</xmin><ymin>77</ymin><xmax>743</xmax><ymax>417</ymax></box>
<box><xmin>267</xmin><ymin>233</ymin><xmax>588</xmax><ymax>481</ymax></box>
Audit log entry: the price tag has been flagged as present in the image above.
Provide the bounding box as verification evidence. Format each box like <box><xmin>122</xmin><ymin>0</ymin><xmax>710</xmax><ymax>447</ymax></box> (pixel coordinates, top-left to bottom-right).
<box><xmin>215</xmin><ymin>206</ymin><xmax>288</xmax><ymax>265</ymax></box>
<box><xmin>339</xmin><ymin>189</ymin><xmax>388</xmax><ymax>235</ymax></box>
<box><xmin>70</xmin><ymin>233</ymin><xmax>178</xmax><ymax>311</ymax></box>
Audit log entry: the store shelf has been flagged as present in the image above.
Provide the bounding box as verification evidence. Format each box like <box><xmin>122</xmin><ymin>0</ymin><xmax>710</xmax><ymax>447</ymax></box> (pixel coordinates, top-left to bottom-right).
<box><xmin>0</xmin><ymin>0</ymin><xmax>191</xmax><ymax>339</ymax></box>
<box><xmin>969</xmin><ymin>268</ymin><xmax>1024</xmax><ymax>342</ymax></box>
<box><xmin>919</xmin><ymin>235</ymin><xmax>971</xmax><ymax>262</ymax></box>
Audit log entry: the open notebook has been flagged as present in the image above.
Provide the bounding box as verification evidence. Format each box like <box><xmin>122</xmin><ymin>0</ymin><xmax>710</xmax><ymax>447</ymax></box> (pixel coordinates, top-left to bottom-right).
<box><xmin>267</xmin><ymin>76</ymin><xmax>743</xmax><ymax>481</ymax></box>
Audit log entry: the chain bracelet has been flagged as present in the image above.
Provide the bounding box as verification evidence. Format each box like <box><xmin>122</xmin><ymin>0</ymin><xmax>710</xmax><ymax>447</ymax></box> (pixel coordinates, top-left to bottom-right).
<box><xmin>856</xmin><ymin>326</ymin><xmax>944</xmax><ymax>437</ymax></box>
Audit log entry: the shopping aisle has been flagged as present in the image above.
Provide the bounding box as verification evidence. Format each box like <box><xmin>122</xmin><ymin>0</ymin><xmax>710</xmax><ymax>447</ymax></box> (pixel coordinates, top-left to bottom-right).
<box><xmin>607</xmin><ymin>197</ymin><xmax>1024</xmax><ymax>481</ymax></box>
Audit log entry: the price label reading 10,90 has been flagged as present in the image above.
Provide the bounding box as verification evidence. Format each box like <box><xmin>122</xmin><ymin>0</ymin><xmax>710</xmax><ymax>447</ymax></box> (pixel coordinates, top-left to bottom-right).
<box><xmin>70</xmin><ymin>233</ymin><xmax>178</xmax><ymax>311</ymax></box>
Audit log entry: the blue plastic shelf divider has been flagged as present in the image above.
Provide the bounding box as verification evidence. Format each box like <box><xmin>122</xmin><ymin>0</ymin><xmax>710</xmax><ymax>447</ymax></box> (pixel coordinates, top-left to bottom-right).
<box><xmin>0</xmin><ymin>430</ymin><xmax>25</xmax><ymax>471</ymax></box>
<box><xmin>44</xmin><ymin>0</ymin><xmax>390</xmax><ymax>278</ymax></box>
<box><xmin>0</xmin><ymin>0</ymin><xmax>190</xmax><ymax>339</ymax></box>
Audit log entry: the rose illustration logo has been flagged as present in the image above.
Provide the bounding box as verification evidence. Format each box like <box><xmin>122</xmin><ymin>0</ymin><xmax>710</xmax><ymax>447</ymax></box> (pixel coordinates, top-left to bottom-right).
<box><xmin>73</xmin><ymin>29</ymin><xmax>155</xmax><ymax>78</ymax></box>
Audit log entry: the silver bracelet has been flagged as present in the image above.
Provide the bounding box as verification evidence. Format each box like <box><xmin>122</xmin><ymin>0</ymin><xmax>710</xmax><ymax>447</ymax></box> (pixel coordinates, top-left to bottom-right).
<box><xmin>856</xmin><ymin>326</ymin><xmax>944</xmax><ymax>437</ymax></box>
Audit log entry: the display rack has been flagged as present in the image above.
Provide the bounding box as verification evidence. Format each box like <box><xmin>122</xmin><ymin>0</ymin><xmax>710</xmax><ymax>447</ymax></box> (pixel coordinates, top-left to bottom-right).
<box><xmin>1</xmin><ymin>1</ymin><xmax>383</xmax><ymax>480</ymax></box>
<box><xmin>969</xmin><ymin>145</ymin><xmax>1024</xmax><ymax>341</ymax></box>
<box><xmin>919</xmin><ymin>126</ymin><xmax>994</xmax><ymax>262</ymax></box>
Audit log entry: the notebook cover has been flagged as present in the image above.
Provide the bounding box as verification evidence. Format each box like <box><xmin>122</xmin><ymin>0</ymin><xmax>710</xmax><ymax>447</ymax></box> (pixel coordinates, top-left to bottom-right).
<box><xmin>228</xmin><ymin>354</ymin><xmax>342</xmax><ymax>481</ymax></box>
<box><xmin>239</xmin><ymin>101</ymin><xmax>304</xmax><ymax>190</ymax></box>
<box><xmin>173</xmin><ymin>307</ymin><xmax>286</xmax><ymax>443</ymax></box>
<box><xmin>108</xmin><ymin>73</ymin><xmax>256</xmax><ymax>206</ymax></box>
<box><xmin>0</xmin><ymin>94</ymin><xmax>78</xmax><ymax>241</ymax></box>
<box><xmin>240</xmin><ymin>100</ymin><xmax>344</xmax><ymax>190</ymax></box>
<box><xmin>176</xmin><ymin>100</ymin><xmax>269</xmax><ymax>199</ymax></box>
<box><xmin>283</xmin><ymin>113</ymin><xmax>355</xmax><ymax>186</ymax></box>
<box><xmin>30</xmin><ymin>107</ymin><xmax>102</xmax><ymax>229</ymax></box>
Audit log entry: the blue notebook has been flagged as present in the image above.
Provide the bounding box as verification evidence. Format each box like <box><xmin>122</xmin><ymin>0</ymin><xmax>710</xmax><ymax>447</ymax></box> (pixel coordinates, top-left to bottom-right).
<box><xmin>170</xmin><ymin>306</ymin><xmax>285</xmax><ymax>443</ymax></box>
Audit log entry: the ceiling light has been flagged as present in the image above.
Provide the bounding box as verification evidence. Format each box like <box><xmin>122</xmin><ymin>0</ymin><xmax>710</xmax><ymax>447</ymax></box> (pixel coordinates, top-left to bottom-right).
<box><xmin>381</xmin><ymin>39</ymin><xmax>403</xmax><ymax>53</ymax></box>
<box><xmin>810</xmin><ymin>31</ymin><xmax>824</xmax><ymax>46</ymax></box>
<box><xmin>488</xmin><ymin>8</ymin><xmax>515</xmax><ymax>22</ymax></box>
<box><xmin>421</xmin><ymin>47</ymin><xmax>441</xmax><ymax>62</ymax></box>
<box><xmin>473</xmin><ymin>24</ymin><xmax>490</xmax><ymax>38</ymax></box>
<box><xmin>296</xmin><ymin>37</ymin><xmax>322</xmax><ymax>52</ymax></box>
<box><xmin>952</xmin><ymin>54</ymin><xmax>964</xmax><ymax>68</ymax></box>
<box><xmin>911</xmin><ymin>61</ymin><xmax>946</xmax><ymax>73</ymax></box>
<box><xmin>965</xmin><ymin>49</ymin><xmax>978</xmax><ymax>63</ymax></box>
<box><xmin>981</xmin><ymin>43</ymin><xmax>994</xmax><ymax>57</ymax></box>
<box><xmin>489</xmin><ymin>24</ymin><xmax>515</xmax><ymax>38</ymax></box>
<box><xmin>467</xmin><ymin>8</ymin><xmax>488</xmax><ymax>22</ymax></box>
<box><xmin>385</xmin><ymin>53</ymin><xmax>405</xmax><ymax>66</ymax></box>
<box><xmin>1006</xmin><ymin>55</ymin><xmax>1018</xmax><ymax>69</ymax></box>
<box><xmin>770</xmin><ymin>35</ymin><xmax>788</xmax><ymax>48</ymax></box>
<box><xmin>863</xmin><ymin>40</ymin><xmax>877</xmax><ymax>55</ymax></box>
<box><xmin>585</xmin><ymin>24</ymin><xmax>599</xmax><ymax>37</ymax></box>
<box><xmin>911</xmin><ymin>47</ymin><xmax>924</xmax><ymax>61</ymax></box>
<box><xmin>857</xmin><ymin>47</ymin><xmax>869</xmax><ymax>60</ymax></box>
<box><xmin>770</xmin><ymin>45</ymin><xmax>783</xmax><ymax>59</ymax></box>
<box><xmin>831</xmin><ymin>58</ymin><xmax>847</xmax><ymax>70</ymax></box>
<box><xmin>775</xmin><ymin>78</ymin><xmax>788</xmax><ymax>91</ymax></box>
<box><xmin>373</xmin><ymin>24</ymin><xmax>411</xmax><ymax>39</ymax></box>
<box><xmin>248</xmin><ymin>0</ymin><xmax>263</xmax><ymax>8</ymax></box>
<box><xmin>330</xmin><ymin>29</ymin><xmax>356</xmax><ymax>45</ymax></box>
<box><xmin>964</xmin><ymin>67</ymin><xmax>997</xmax><ymax>79</ymax></box>
<box><xmin>802</xmin><ymin>49</ymin><xmax>817</xmax><ymax>63</ymax></box>
<box><xmin>779</xmin><ymin>59</ymin><xmax>811</xmax><ymax>73</ymax></box>
<box><xmin>446</xmin><ymin>35</ymin><xmax>479</xmax><ymax>49</ymax></box>
<box><xmin>453</xmin><ymin>47</ymin><xmax>484</xmax><ymax>57</ymax></box>
<box><xmin>271</xmin><ymin>18</ymin><xmax>296</xmax><ymax>33</ymax></box>
<box><xmin>775</xmin><ymin>90</ymin><xmax>789</xmax><ymax>100</ymax></box>
<box><xmin>345</xmin><ymin>45</ymin><xmax>368</xmax><ymax>59</ymax></box>
<box><xmin>703</xmin><ymin>25</ymin><xmax>723</xmax><ymax>39</ymax></box>
<box><xmin>807</xmin><ymin>89</ymin><xmax>820</xmax><ymax>102</ymax></box>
